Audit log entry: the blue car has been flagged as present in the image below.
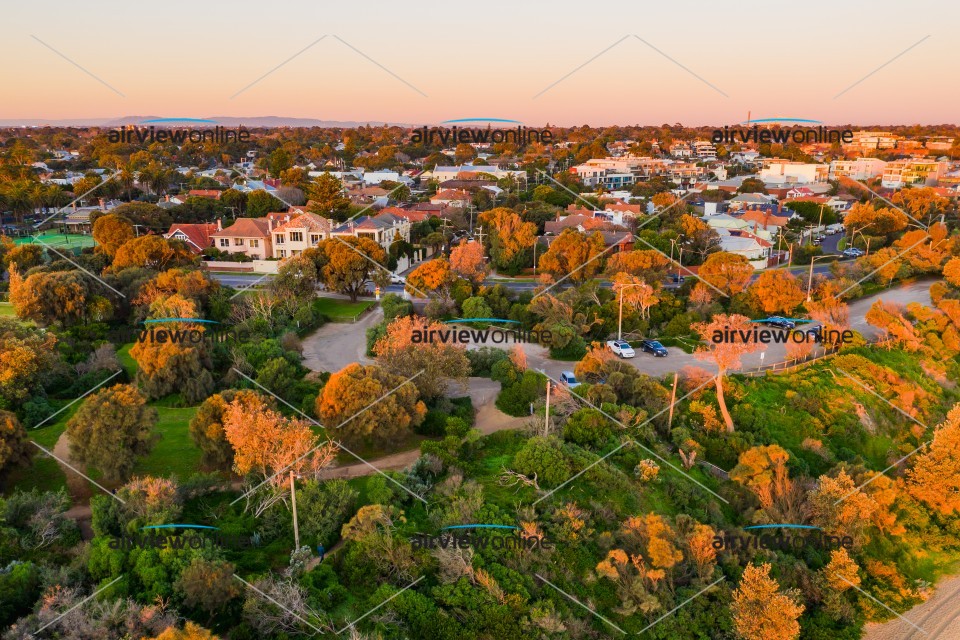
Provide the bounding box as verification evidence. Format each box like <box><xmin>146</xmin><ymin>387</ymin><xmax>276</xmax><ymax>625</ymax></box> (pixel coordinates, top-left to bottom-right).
<box><xmin>639</xmin><ymin>340</ymin><xmax>668</xmax><ymax>357</ymax></box>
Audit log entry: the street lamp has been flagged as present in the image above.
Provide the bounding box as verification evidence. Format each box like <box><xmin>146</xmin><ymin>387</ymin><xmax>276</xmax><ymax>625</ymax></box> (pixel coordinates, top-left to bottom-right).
<box><xmin>850</xmin><ymin>227</ymin><xmax>872</xmax><ymax>257</ymax></box>
<box><xmin>807</xmin><ymin>254</ymin><xmax>835</xmax><ymax>301</ymax></box>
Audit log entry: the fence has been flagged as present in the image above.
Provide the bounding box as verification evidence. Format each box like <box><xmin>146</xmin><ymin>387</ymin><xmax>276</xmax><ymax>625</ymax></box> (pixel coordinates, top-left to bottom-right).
<box><xmin>738</xmin><ymin>337</ymin><xmax>898</xmax><ymax>377</ymax></box>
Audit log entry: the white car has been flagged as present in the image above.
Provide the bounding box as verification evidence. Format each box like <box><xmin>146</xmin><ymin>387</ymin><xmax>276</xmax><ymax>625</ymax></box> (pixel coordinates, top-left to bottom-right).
<box><xmin>606</xmin><ymin>340</ymin><xmax>636</xmax><ymax>358</ymax></box>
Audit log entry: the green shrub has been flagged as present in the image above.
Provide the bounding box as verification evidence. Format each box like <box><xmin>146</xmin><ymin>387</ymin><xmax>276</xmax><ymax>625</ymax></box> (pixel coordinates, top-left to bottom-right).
<box><xmin>466</xmin><ymin>347</ymin><xmax>509</xmax><ymax>377</ymax></box>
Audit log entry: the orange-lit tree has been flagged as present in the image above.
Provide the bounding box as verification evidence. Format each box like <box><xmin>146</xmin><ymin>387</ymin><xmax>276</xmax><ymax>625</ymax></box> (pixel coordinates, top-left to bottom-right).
<box><xmin>693</xmin><ymin>313</ymin><xmax>762</xmax><ymax>432</ymax></box>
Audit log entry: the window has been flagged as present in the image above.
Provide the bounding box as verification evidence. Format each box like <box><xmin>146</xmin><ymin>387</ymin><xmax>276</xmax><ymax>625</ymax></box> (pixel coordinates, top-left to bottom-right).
<box><xmin>219</xmin><ymin>239</ymin><xmax>229</xmax><ymax>247</ymax></box>
<box><xmin>310</xmin><ymin>234</ymin><xmax>320</xmax><ymax>244</ymax></box>
<box><xmin>276</xmin><ymin>234</ymin><xmax>285</xmax><ymax>244</ymax></box>
<box><xmin>278</xmin><ymin>249</ymin><xmax>286</xmax><ymax>258</ymax></box>
<box><xmin>250</xmin><ymin>239</ymin><xmax>259</xmax><ymax>248</ymax></box>
<box><xmin>234</xmin><ymin>238</ymin><xmax>244</xmax><ymax>246</ymax></box>
<box><xmin>290</xmin><ymin>232</ymin><xmax>303</xmax><ymax>242</ymax></box>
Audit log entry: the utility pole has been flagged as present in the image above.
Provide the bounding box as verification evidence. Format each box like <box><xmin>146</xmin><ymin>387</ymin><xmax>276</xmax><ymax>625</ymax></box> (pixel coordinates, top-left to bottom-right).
<box><xmin>289</xmin><ymin>471</ymin><xmax>300</xmax><ymax>550</ymax></box>
<box><xmin>543</xmin><ymin>379</ymin><xmax>551</xmax><ymax>436</ymax></box>
<box><xmin>475</xmin><ymin>225</ymin><xmax>486</xmax><ymax>247</ymax></box>
<box><xmin>667</xmin><ymin>372</ymin><xmax>679</xmax><ymax>429</ymax></box>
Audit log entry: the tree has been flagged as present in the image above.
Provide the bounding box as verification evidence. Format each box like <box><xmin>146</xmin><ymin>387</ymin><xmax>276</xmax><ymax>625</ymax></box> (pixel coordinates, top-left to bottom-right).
<box><xmin>67</xmin><ymin>384</ymin><xmax>158</xmax><ymax>483</ymax></box>
<box><xmin>748</xmin><ymin>270</ymin><xmax>804</xmax><ymax>315</ymax></box>
<box><xmin>605</xmin><ymin>249</ymin><xmax>670</xmax><ymax>282</ymax></box>
<box><xmin>134</xmin><ymin>268</ymin><xmax>220</xmax><ymax>312</ymax></box>
<box><xmin>729</xmin><ymin>445</ymin><xmax>791</xmax><ymax>509</ymax></box>
<box><xmin>0</xmin><ymin>318</ymin><xmax>58</xmax><ymax>408</ymax></box>
<box><xmin>477</xmin><ymin>207</ymin><xmax>537</xmax><ymax>272</ymax></box>
<box><xmin>176</xmin><ymin>558</ymin><xmax>240</xmax><ymax>618</ymax></box>
<box><xmin>698</xmin><ymin>252</ymin><xmax>753</xmax><ymax>296</ymax></box>
<box><xmin>306</xmin><ymin>172</ymin><xmax>350</xmax><ymax>215</ymax></box>
<box><xmin>111</xmin><ymin>235</ymin><xmax>195</xmax><ymax>272</ymax></box>
<box><xmin>731</xmin><ymin>563</ymin><xmax>804</xmax><ymax>640</ymax></box>
<box><xmin>144</xmin><ymin>622</ymin><xmax>220</xmax><ymax>640</ymax></box>
<box><xmin>9</xmin><ymin>269</ymin><xmax>90</xmax><ymax>326</ymax></box>
<box><xmin>245</xmin><ymin>190</ymin><xmax>283</xmax><ymax>216</ymax></box>
<box><xmin>189</xmin><ymin>389</ymin><xmax>272</xmax><ymax>471</ymax></box>
<box><xmin>693</xmin><ymin>314</ymin><xmax>763</xmax><ymax>432</ymax></box>
<box><xmin>405</xmin><ymin>258</ymin><xmax>453</xmax><ymax>297</ymax></box>
<box><xmin>271</xmin><ymin>254</ymin><xmax>318</xmax><ymax>303</ymax></box>
<box><xmin>737</xmin><ymin>178</ymin><xmax>768</xmax><ymax>194</ymax></box>
<box><xmin>373</xmin><ymin>315</ymin><xmax>471</xmax><ymax>400</ymax></box>
<box><xmin>906</xmin><ymin>403</ymin><xmax>960</xmax><ymax>515</ymax></box>
<box><xmin>317</xmin><ymin>363</ymin><xmax>426</xmax><ymax>447</ymax></box>
<box><xmin>843</xmin><ymin>201</ymin><xmax>908</xmax><ymax>236</ymax></box>
<box><xmin>537</xmin><ymin>229</ymin><xmax>606</xmax><ymax>284</ymax></box>
<box><xmin>808</xmin><ymin>469</ymin><xmax>877</xmax><ymax>544</ymax></box>
<box><xmin>92</xmin><ymin>214</ymin><xmax>134</xmax><ymax>259</ymax></box>
<box><xmin>454</xmin><ymin>143</ymin><xmax>476</xmax><ymax>164</ymax></box>
<box><xmin>4</xmin><ymin>244</ymin><xmax>42</xmax><ymax>272</ymax></box>
<box><xmin>612</xmin><ymin>273</ymin><xmax>658</xmax><ymax>320</ymax></box>
<box><xmin>0</xmin><ymin>411</ymin><xmax>33</xmax><ymax>480</ymax></box>
<box><xmin>450</xmin><ymin>240</ymin><xmax>488</xmax><ymax>285</ymax></box>
<box><xmin>308</xmin><ymin>237</ymin><xmax>388</xmax><ymax>302</ymax></box>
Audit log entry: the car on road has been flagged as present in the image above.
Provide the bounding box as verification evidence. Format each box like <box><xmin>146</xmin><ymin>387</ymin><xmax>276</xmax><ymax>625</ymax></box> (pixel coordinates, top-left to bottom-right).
<box><xmin>559</xmin><ymin>371</ymin><xmax>581</xmax><ymax>388</ymax></box>
<box><xmin>390</xmin><ymin>273</ymin><xmax>405</xmax><ymax>284</ymax></box>
<box><xmin>669</xmin><ymin>274</ymin><xmax>686</xmax><ymax>284</ymax></box>
<box><xmin>841</xmin><ymin>248</ymin><xmax>864</xmax><ymax>258</ymax></box>
<box><xmin>606</xmin><ymin>340</ymin><xmax>636</xmax><ymax>358</ymax></box>
<box><xmin>759</xmin><ymin>316</ymin><xmax>796</xmax><ymax>329</ymax></box>
<box><xmin>639</xmin><ymin>340</ymin><xmax>668</xmax><ymax>357</ymax></box>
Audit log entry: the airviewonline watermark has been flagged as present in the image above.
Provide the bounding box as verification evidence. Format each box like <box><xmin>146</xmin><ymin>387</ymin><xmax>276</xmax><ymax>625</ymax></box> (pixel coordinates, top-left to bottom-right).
<box><xmin>106</xmin><ymin>118</ymin><xmax>250</xmax><ymax>144</ymax></box>
<box><xmin>711</xmin><ymin>118</ymin><xmax>854</xmax><ymax>145</ymax></box>
<box><xmin>411</xmin><ymin>118</ymin><xmax>552</xmax><ymax>146</ymax></box>
<box><xmin>410</xmin><ymin>524</ymin><xmax>553</xmax><ymax>551</ymax></box>
<box><xmin>104</xmin><ymin>524</ymin><xmax>260</xmax><ymax>551</ymax></box>
<box><xmin>711</xmin><ymin>324</ymin><xmax>855</xmax><ymax>345</ymax></box>
<box><xmin>125</xmin><ymin>318</ymin><xmax>249</xmax><ymax>345</ymax></box>
<box><xmin>713</xmin><ymin>524</ymin><xmax>854</xmax><ymax>553</ymax></box>
<box><xmin>412</xmin><ymin>318</ymin><xmax>551</xmax><ymax>345</ymax></box>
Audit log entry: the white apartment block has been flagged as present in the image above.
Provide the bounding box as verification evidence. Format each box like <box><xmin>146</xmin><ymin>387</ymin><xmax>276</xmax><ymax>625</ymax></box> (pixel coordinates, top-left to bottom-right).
<box><xmin>759</xmin><ymin>161</ymin><xmax>828</xmax><ymax>184</ymax></box>
<box><xmin>829</xmin><ymin>157</ymin><xmax>888</xmax><ymax>181</ymax></box>
<box><xmin>848</xmin><ymin>131</ymin><xmax>902</xmax><ymax>151</ymax></box>
<box><xmin>880</xmin><ymin>160</ymin><xmax>948</xmax><ymax>189</ymax></box>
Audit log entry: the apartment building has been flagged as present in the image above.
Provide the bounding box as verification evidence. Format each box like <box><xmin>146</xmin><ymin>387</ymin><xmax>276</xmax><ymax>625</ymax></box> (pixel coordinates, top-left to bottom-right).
<box><xmin>271</xmin><ymin>212</ymin><xmax>333</xmax><ymax>259</ymax></box>
<box><xmin>881</xmin><ymin>159</ymin><xmax>948</xmax><ymax>189</ymax></box>
<box><xmin>210</xmin><ymin>218</ymin><xmax>273</xmax><ymax>259</ymax></box>
<box><xmin>830</xmin><ymin>157</ymin><xmax>888</xmax><ymax>181</ymax></box>
<box><xmin>848</xmin><ymin>131</ymin><xmax>902</xmax><ymax>151</ymax></box>
<box><xmin>759</xmin><ymin>160</ymin><xmax>829</xmax><ymax>184</ymax></box>
<box><xmin>692</xmin><ymin>140</ymin><xmax>717</xmax><ymax>161</ymax></box>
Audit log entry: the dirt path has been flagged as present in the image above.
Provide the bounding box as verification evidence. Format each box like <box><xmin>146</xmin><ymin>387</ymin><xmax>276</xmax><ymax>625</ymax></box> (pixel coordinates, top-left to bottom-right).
<box><xmin>863</xmin><ymin>574</ymin><xmax>960</xmax><ymax>640</ymax></box>
<box><xmin>51</xmin><ymin>432</ymin><xmax>94</xmax><ymax>538</ymax></box>
<box><xmin>301</xmin><ymin>307</ymin><xmax>382</xmax><ymax>372</ymax></box>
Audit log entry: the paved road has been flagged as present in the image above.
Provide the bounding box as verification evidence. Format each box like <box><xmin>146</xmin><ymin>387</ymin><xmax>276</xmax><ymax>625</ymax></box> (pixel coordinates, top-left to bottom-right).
<box><xmin>864</xmin><ymin>574</ymin><xmax>960</xmax><ymax>639</ymax></box>
<box><xmin>301</xmin><ymin>279</ymin><xmax>932</xmax><ymax>380</ymax></box>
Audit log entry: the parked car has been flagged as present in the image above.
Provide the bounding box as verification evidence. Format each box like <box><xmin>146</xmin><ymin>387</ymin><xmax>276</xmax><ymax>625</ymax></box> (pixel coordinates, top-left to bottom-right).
<box><xmin>559</xmin><ymin>371</ymin><xmax>580</xmax><ymax>388</ymax></box>
<box><xmin>669</xmin><ymin>274</ymin><xmax>686</xmax><ymax>284</ymax></box>
<box><xmin>841</xmin><ymin>248</ymin><xmax>864</xmax><ymax>258</ymax></box>
<box><xmin>606</xmin><ymin>340</ymin><xmax>636</xmax><ymax>358</ymax></box>
<box><xmin>639</xmin><ymin>340</ymin><xmax>668</xmax><ymax>357</ymax></box>
<box><xmin>759</xmin><ymin>316</ymin><xmax>796</xmax><ymax>329</ymax></box>
<box><xmin>390</xmin><ymin>273</ymin><xmax>405</xmax><ymax>284</ymax></box>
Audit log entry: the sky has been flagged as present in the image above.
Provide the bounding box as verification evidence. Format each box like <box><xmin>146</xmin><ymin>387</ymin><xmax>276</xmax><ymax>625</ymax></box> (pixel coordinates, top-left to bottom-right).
<box><xmin>2</xmin><ymin>0</ymin><xmax>957</xmax><ymax>126</ymax></box>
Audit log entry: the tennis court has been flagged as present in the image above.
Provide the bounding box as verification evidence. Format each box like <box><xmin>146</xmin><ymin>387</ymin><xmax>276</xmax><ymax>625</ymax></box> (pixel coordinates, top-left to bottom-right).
<box><xmin>13</xmin><ymin>233</ymin><xmax>96</xmax><ymax>250</ymax></box>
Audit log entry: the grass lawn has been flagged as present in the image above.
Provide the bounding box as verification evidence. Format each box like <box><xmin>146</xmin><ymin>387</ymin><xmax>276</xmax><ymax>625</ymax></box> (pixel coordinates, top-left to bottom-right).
<box><xmin>312</xmin><ymin>297</ymin><xmax>375</xmax><ymax>322</ymax></box>
<box><xmin>0</xmin><ymin>302</ymin><xmax>14</xmax><ymax>317</ymax></box>
<box><xmin>5</xmin><ymin>401</ymin><xmax>81</xmax><ymax>495</ymax></box>
<box><xmin>117</xmin><ymin>343</ymin><xmax>138</xmax><ymax>376</ymax></box>
<box><xmin>133</xmin><ymin>405</ymin><xmax>201</xmax><ymax>479</ymax></box>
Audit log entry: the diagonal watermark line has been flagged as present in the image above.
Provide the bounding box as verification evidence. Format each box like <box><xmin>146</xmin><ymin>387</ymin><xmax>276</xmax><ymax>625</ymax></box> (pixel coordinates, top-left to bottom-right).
<box><xmin>534</xmin><ymin>373</ymin><xmax>728</xmax><ymax>505</ymax></box>
<box><xmin>836</xmin><ymin>368</ymin><xmax>926</xmax><ymax>427</ymax></box>
<box><xmin>834</xmin><ymin>35</ymin><xmax>930</xmax><ymax>99</ymax></box>
<box><xmin>834</xmin><ymin>574</ymin><xmax>927</xmax><ymax>635</ymax></box>
<box><xmin>330</xmin><ymin>235</ymin><xmax>431</xmax><ymax>299</ymax></box>
<box><xmin>535</xmin><ymin>573</ymin><xmax>626</xmax><ymax>634</ymax></box>
<box><xmin>231</xmin><ymin>35</ymin><xmax>328</xmax><ymax>98</ymax></box>
<box><xmin>834</xmin><ymin>441</ymin><xmax>928</xmax><ymax>506</ymax></box>
<box><xmin>331</xmin><ymin>35</ymin><xmax>427</xmax><ymax>97</ymax></box>
<box><xmin>335</xmin><ymin>576</ymin><xmax>425</xmax><ymax>634</ymax></box>
<box><xmin>30</xmin><ymin>236</ymin><xmax>126</xmax><ymax>298</ymax></box>
<box><xmin>30</xmin><ymin>441</ymin><xmax>125</xmax><ymax>504</ymax></box>
<box><xmin>637</xmin><ymin>576</ymin><xmax>725</xmax><ymax>635</ymax></box>
<box><xmin>633</xmin><ymin>35</ymin><xmax>729</xmax><ymax>98</ymax></box>
<box><xmin>229</xmin><ymin>368</ymin><xmax>428</xmax><ymax>505</ymax></box>
<box><xmin>635</xmin><ymin>236</ymin><xmax>729</xmax><ymax>299</ymax></box>
<box><xmin>232</xmin><ymin>574</ymin><xmax>326</xmax><ymax>635</ymax></box>
<box><xmin>832</xmin><ymin>234</ymin><xmax>930</xmax><ymax>300</ymax></box>
<box><xmin>533</xmin><ymin>35</ymin><xmax>632</xmax><ymax>99</ymax></box>
<box><xmin>34</xmin><ymin>171</ymin><xmax>120</xmax><ymax>230</ymax></box>
<box><xmin>31</xmin><ymin>35</ymin><xmax>125</xmax><ymax>97</ymax></box>
<box><xmin>536</xmin><ymin>169</ymin><xmax>600</xmax><ymax>213</ymax></box>
<box><xmin>838</xmin><ymin>177</ymin><xmax>929</xmax><ymax>231</ymax></box>
<box><xmin>32</xmin><ymin>370</ymin><xmax>123</xmax><ymax>429</ymax></box>
<box><xmin>229</xmin><ymin>271</ymin><xmax>275</xmax><ymax>299</ymax></box>
<box><xmin>29</xmin><ymin>576</ymin><xmax>124</xmax><ymax>637</ymax></box>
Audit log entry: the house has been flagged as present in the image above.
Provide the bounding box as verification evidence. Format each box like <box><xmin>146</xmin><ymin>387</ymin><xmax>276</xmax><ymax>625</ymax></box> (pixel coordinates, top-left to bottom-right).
<box><xmin>187</xmin><ymin>189</ymin><xmax>223</xmax><ymax>200</ymax></box>
<box><xmin>165</xmin><ymin>222</ymin><xmax>218</xmax><ymax>254</ymax></box>
<box><xmin>759</xmin><ymin>161</ymin><xmax>828</xmax><ymax>184</ymax></box>
<box><xmin>271</xmin><ymin>213</ymin><xmax>333</xmax><ymax>259</ymax></box>
<box><xmin>210</xmin><ymin>218</ymin><xmax>273</xmax><ymax>259</ymax></box>
<box><xmin>881</xmin><ymin>160</ymin><xmax>948</xmax><ymax>189</ymax></box>
<box><xmin>715</xmin><ymin>228</ymin><xmax>771</xmax><ymax>262</ymax></box>
<box><xmin>430</xmin><ymin>189</ymin><xmax>472</xmax><ymax>207</ymax></box>
<box><xmin>728</xmin><ymin>193</ymin><xmax>777</xmax><ymax>212</ymax></box>
<box><xmin>739</xmin><ymin>210</ymin><xmax>791</xmax><ymax>234</ymax></box>
<box><xmin>331</xmin><ymin>212</ymin><xmax>411</xmax><ymax>252</ymax></box>
<box><xmin>785</xmin><ymin>186</ymin><xmax>816</xmax><ymax>199</ymax></box>
<box><xmin>829</xmin><ymin>158</ymin><xmax>887</xmax><ymax>181</ymax></box>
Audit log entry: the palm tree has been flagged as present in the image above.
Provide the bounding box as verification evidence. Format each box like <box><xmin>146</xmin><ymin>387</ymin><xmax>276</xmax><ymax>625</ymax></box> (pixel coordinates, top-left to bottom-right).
<box><xmin>117</xmin><ymin>163</ymin><xmax>136</xmax><ymax>201</ymax></box>
<box><xmin>3</xmin><ymin>181</ymin><xmax>33</xmax><ymax>223</ymax></box>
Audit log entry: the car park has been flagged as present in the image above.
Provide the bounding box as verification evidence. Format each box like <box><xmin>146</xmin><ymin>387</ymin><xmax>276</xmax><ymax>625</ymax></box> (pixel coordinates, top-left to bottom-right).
<box><xmin>639</xmin><ymin>339</ymin><xmax>668</xmax><ymax>357</ymax></box>
<box><xmin>606</xmin><ymin>340</ymin><xmax>636</xmax><ymax>358</ymax></box>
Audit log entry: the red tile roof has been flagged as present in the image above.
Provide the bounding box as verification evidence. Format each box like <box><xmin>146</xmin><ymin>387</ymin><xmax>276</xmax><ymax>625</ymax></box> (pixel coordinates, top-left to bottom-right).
<box><xmin>166</xmin><ymin>223</ymin><xmax>218</xmax><ymax>253</ymax></box>
<box><xmin>212</xmin><ymin>218</ymin><xmax>272</xmax><ymax>238</ymax></box>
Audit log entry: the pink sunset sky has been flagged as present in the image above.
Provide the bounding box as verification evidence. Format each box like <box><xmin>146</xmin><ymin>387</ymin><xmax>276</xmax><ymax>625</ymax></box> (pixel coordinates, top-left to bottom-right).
<box><xmin>2</xmin><ymin>0</ymin><xmax>956</xmax><ymax>126</ymax></box>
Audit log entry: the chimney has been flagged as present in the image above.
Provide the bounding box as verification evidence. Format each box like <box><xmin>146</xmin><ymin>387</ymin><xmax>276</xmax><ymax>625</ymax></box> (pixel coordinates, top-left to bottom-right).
<box><xmin>165</xmin><ymin>194</ymin><xmax>170</xmax><ymax>202</ymax></box>
<box><xmin>98</xmin><ymin>198</ymin><xmax>105</xmax><ymax>211</ymax></box>
<box><xmin>268</xmin><ymin>218</ymin><xmax>273</xmax><ymax>232</ymax></box>
<box><xmin>285</xmin><ymin>215</ymin><xmax>290</xmax><ymax>223</ymax></box>
<box><xmin>217</xmin><ymin>218</ymin><xmax>222</xmax><ymax>232</ymax></box>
